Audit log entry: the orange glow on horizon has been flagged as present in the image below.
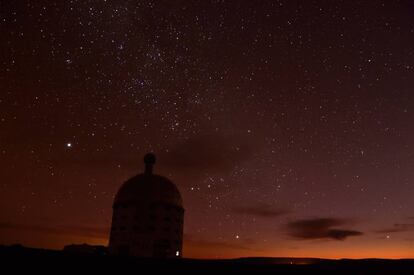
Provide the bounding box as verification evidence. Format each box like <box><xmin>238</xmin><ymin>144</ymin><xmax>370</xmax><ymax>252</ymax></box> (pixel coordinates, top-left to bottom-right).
<box><xmin>1</xmin><ymin>228</ymin><xmax>412</xmax><ymax>259</ymax></box>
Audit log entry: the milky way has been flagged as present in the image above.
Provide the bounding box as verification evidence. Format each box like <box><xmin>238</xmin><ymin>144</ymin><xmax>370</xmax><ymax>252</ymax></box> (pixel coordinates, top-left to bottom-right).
<box><xmin>1</xmin><ymin>1</ymin><xmax>414</xmax><ymax>258</ymax></box>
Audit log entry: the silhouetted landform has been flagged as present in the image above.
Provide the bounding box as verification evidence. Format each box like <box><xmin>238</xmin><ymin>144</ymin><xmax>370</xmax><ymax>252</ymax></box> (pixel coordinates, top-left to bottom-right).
<box><xmin>63</xmin><ymin>243</ymin><xmax>108</xmax><ymax>255</ymax></box>
<box><xmin>1</xmin><ymin>245</ymin><xmax>413</xmax><ymax>274</ymax></box>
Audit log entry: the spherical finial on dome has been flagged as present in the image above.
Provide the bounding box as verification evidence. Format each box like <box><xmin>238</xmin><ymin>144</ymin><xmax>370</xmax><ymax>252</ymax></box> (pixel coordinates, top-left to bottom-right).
<box><xmin>144</xmin><ymin>153</ymin><xmax>156</xmax><ymax>174</ymax></box>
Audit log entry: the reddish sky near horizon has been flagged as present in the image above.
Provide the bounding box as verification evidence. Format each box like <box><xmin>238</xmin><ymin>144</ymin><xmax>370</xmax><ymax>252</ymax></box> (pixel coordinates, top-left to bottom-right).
<box><xmin>1</xmin><ymin>1</ymin><xmax>414</xmax><ymax>259</ymax></box>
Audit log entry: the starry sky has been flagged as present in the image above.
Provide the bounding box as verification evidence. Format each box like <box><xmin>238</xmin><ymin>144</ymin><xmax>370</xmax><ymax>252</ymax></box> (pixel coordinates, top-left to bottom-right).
<box><xmin>1</xmin><ymin>0</ymin><xmax>414</xmax><ymax>259</ymax></box>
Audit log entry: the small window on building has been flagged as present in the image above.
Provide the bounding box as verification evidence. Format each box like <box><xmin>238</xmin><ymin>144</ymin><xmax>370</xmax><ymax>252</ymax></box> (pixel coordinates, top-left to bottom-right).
<box><xmin>176</xmin><ymin>251</ymin><xmax>180</xmax><ymax>257</ymax></box>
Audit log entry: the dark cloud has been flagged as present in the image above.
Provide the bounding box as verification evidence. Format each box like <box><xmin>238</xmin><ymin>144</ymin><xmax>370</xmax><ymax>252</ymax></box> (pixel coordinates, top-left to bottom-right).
<box><xmin>161</xmin><ymin>134</ymin><xmax>253</xmax><ymax>174</ymax></box>
<box><xmin>286</xmin><ymin>218</ymin><xmax>363</xmax><ymax>241</ymax></box>
<box><xmin>0</xmin><ymin>222</ymin><xmax>108</xmax><ymax>239</ymax></box>
<box><xmin>233</xmin><ymin>204</ymin><xmax>289</xmax><ymax>218</ymax></box>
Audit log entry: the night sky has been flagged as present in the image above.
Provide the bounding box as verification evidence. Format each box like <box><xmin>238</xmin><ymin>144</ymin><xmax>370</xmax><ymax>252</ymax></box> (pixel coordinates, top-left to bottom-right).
<box><xmin>1</xmin><ymin>0</ymin><xmax>414</xmax><ymax>259</ymax></box>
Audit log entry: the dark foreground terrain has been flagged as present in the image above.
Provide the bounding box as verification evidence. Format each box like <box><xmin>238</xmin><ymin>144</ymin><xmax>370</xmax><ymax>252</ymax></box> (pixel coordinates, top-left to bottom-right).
<box><xmin>1</xmin><ymin>245</ymin><xmax>413</xmax><ymax>274</ymax></box>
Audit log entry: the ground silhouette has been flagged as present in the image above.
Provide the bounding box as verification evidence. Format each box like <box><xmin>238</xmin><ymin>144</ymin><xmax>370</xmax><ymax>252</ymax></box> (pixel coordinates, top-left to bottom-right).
<box><xmin>1</xmin><ymin>245</ymin><xmax>413</xmax><ymax>274</ymax></box>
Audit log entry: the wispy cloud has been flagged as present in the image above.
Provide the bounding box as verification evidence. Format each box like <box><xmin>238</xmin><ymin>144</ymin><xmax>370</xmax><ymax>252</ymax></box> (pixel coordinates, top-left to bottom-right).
<box><xmin>375</xmin><ymin>223</ymin><xmax>414</xmax><ymax>234</ymax></box>
<box><xmin>233</xmin><ymin>204</ymin><xmax>289</xmax><ymax>218</ymax></box>
<box><xmin>185</xmin><ymin>238</ymin><xmax>253</xmax><ymax>251</ymax></box>
<box><xmin>161</xmin><ymin>134</ymin><xmax>253</xmax><ymax>175</ymax></box>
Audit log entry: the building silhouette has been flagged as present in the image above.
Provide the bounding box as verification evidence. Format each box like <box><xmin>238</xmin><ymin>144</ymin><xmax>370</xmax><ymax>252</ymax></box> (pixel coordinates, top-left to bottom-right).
<box><xmin>108</xmin><ymin>153</ymin><xmax>184</xmax><ymax>258</ymax></box>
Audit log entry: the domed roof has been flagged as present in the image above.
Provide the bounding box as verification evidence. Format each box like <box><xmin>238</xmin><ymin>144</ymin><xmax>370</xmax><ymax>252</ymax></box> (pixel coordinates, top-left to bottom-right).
<box><xmin>114</xmin><ymin>153</ymin><xmax>183</xmax><ymax>207</ymax></box>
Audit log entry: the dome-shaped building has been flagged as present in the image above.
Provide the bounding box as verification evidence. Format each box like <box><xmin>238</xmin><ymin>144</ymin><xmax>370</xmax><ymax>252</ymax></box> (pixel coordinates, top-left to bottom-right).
<box><xmin>108</xmin><ymin>153</ymin><xmax>184</xmax><ymax>258</ymax></box>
